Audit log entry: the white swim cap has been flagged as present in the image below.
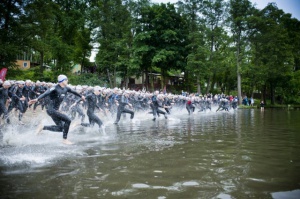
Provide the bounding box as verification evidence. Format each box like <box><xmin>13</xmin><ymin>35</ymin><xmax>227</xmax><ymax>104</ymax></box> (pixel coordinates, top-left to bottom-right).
<box><xmin>18</xmin><ymin>80</ymin><xmax>25</xmax><ymax>85</ymax></box>
<box><xmin>3</xmin><ymin>81</ymin><xmax>11</xmax><ymax>86</ymax></box>
<box><xmin>94</xmin><ymin>86</ymin><xmax>101</xmax><ymax>91</ymax></box>
<box><xmin>58</xmin><ymin>75</ymin><xmax>68</xmax><ymax>83</ymax></box>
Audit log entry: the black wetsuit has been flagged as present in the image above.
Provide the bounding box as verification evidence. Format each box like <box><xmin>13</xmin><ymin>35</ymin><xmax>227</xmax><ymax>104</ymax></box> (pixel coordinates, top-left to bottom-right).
<box><xmin>37</xmin><ymin>84</ymin><xmax>82</xmax><ymax>139</ymax></box>
<box><xmin>79</xmin><ymin>92</ymin><xmax>103</xmax><ymax>128</ymax></box>
<box><xmin>33</xmin><ymin>85</ymin><xmax>47</xmax><ymax>111</ymax></box>
<box><xmin>216</xmin><ymin>99</ymin><xmax>229</xmax><ymax>112</ymax></box>
<box><xmin>186</xmin><ymin>100</ymin><xmax>195</xmax><ymax>115</ymax></box>
<box><xmin>108</xmin><ymin>92</ymin><xmax>119</xmax><ymax>116</ymax></box>
<box><xmin>70</xmin><ymin>94</ymin><xmax>85</xmax><ymax>122</ymax></box>
<box><xmin>164</xmin><ymin>98</ymin><xmax>172</xmax><ymax>114</ymax></box>
<box><xmin>151</xmin><ymin>95</ymin><xmax>167</xmax><ymax>120</ymax></box>
<box><xmin>7</xmin><ymin>85</ymin><xmax>26</xmax><ymax>121</ymax></box>
<box><xmin>0</xmin><ymin>87</ymin><xmax>10</xmax><ymax>123</ymax></box>
<box><xmin>114</xmin><ymin>94</ymin><xmax>134</xmax><ymax>124</ymax></box>
<box><xmin>22</xmin><ymin>84</ymin><xmax>35</xmax><ymax>111</ymax></box>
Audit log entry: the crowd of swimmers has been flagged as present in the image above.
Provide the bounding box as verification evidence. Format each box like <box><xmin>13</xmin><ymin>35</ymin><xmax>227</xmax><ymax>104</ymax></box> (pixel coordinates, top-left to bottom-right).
<box><xmin>0</xmin><ymin>75</ymin><xmax>238</xmax><ymax>144</ymax></box>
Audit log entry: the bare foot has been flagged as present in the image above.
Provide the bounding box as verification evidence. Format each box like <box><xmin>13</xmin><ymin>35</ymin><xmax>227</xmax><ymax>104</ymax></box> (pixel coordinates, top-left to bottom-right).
<box><xmin>62</xmin><ymin>139</ymin><xmax>73</xmax><ymax>145</ymax></box>
<box><xmin>36</xmin><ymin>124</ymin><xmax>44</xmax><ymax>135</ymax></box>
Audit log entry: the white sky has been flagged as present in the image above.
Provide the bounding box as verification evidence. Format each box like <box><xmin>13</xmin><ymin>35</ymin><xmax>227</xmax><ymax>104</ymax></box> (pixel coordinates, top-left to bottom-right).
<box><xmin>152</xmin><ymin>0</ymin><xmax>300</xmax><ymax>20</ymax></box>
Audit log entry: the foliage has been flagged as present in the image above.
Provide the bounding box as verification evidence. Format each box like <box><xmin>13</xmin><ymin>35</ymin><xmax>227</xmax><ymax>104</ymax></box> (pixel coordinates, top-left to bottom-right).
<box><xmin>68</xmin><ymin>73</ymin><xmax>107</xmax><ymax>87</ymax></box>
<box><xmin>0</xmin><ymin>0</ymin><xmax>300</xmax><ymax>104</ymax></box>
<box><xmin>6</xmin><ymin>67</ymin><xmax>54</xmax><ymax>82</ymax></box>
<box><xmin>133</xmin><ymin>3</ymin><xmax>188</xmax><ymax>90</ymax></box>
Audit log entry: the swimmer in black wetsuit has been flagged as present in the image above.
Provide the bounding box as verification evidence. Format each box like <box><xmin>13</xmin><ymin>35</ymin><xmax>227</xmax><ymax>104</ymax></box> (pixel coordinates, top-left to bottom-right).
<box><xmin>0</xmin><ymin>81</ymin><xmax>11</xmax><ymax>124</ymax></box>
<box><xmin>7</xmin><ymin>80</ymin><xmax>27</xmax><ymax>124</ymax></box>
<box><xmin>150</xmin><ymin>91</ymin><xmax>168</xmax><ymax>121</ymax></box>
<box><xmin>71</xmin><ymin>86</ymin><xmax>103</xmax><ymax>129</ymax></box>
<box><xmin>29</xmin><ymin>75</ymin><xmax>85</xmax><ymax>145</ymax></box>
<box><xmin>114</xmin><ymin>91</ymin><xmax>134</xmax><ymax>124</ymax></box>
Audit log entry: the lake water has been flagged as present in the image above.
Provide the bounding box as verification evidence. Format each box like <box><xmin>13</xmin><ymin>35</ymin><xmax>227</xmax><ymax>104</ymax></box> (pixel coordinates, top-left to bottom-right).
<box><xmin>0</xmin><ymin>108</ymin><xmax>299</xmax><ymax>199</ymax></box>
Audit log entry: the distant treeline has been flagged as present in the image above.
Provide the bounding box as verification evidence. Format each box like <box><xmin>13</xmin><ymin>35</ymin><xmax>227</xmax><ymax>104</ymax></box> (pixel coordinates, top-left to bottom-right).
<box><xmin>1</xmin><ymin>0</ymin><xmax>299</xmax><ymax>104</ymax></box>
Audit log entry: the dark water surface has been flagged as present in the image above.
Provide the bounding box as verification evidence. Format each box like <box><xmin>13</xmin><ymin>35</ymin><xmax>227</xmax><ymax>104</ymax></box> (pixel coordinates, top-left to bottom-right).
<box><xmin>0</xmin><ymin>109</ymin><xmax>300</xmax><ymax>199</ymax></box>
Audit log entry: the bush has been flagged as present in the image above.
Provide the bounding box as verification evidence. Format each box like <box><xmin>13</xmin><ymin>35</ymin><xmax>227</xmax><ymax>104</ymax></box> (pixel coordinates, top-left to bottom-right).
<box><xmin>6</xmin><ymin>67</ymin><xmax>55</xmax><ymax>82</ymax></box>
<box><xmin>68</xmin><ymin>73</ymin><xmax>107</xmax><ymax>86</ymax></box>
<box><xmin>6</xmin><ymin>68</ymin><xmax>36</xmax><ymax>81</ymax></box>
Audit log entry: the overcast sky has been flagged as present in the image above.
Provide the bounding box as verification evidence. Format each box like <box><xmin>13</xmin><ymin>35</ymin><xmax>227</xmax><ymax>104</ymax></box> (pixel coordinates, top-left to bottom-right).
<box><xmin>151</xmin><ymin>0</ymin><xmax>300</xmax><ymax>20</ymax></box>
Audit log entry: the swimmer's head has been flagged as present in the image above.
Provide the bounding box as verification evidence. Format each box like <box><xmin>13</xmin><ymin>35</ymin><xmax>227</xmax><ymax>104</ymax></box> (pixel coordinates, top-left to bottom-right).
<box><xmin>57</xmin><ymin>75</ymin><xmax>68</xmax><ymax>87</ymax></box>
<box><xmin>3</xmin><ymin>81</ymin><xmax>11</xmax><ymax>88</ymax></box>
<box><xmin>58</xmin><ymin>75</ymin><xmax>68</xmax><ymax>83</ymax></box>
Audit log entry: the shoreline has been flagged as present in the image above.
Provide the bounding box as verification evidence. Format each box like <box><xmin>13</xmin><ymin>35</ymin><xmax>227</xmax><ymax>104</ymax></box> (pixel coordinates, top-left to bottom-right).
<box><xmin>238</xmin><ymin>104</ymin><xmax>300</xmax><ymax>110</ymax></box>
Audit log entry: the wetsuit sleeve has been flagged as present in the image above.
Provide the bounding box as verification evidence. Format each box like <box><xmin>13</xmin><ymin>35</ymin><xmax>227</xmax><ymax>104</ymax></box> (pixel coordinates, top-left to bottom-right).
<box><xmin>75</xmin><ymin>93</ymin><xmax>90</xmax><ymax>104</ymax></box>
<box><xmin>67</xmin><ymin>87</ymin><xmax>82</xmax><ymax>98</ymax></box>
<box><xmin>11</xmin><ymin>86</ymin><xmax>20</xmax><ymax>99</ymax></box>
<box><xmin>37</xmin><ymin>88</ymin><xmax>52</xmax><ymax>100</ymax></box>
<box><xmin>29</xmin><ymin>87</ymin><xmax>38</xmax><ymax>96</ymax></box>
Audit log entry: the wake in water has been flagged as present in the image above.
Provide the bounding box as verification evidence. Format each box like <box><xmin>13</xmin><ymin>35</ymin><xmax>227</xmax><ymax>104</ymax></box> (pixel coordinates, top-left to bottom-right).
<box><xmin>0</xmin><ymin>88</ymin><xmax>236</xmax><ymax>169</ymax></box>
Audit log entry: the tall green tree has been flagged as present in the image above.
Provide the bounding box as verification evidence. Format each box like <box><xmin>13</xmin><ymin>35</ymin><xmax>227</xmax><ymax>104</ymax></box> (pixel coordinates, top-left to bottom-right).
<box><xmin>248</xmin><ymin>3</ymin><xmax>294</xmax><ymax>104</ymax></box>
<box><xmin>177</xmin><ymin>0</ymin><xmax>207</xmax><ymax>93</ymax></box>
<box><xmin>228</xmin><ymin>0</ymin><xmax>254</xmax><ymax>104</ymax></box>
<box><xmin>202</xmin><ymin>0</ymin><xmax>229</xmax><ymax>94</ymax></box>
<box><xmin>49</xmin><ymin>0</ymin><xmax>88</xmax><ymax>74</ymax></box>
<box><xmin>134</xmin><ymin>3</ymin><xmax>188</xmax><ymax>90</ymax></box>
<box><xmin>23</xmin><ymin>0</ymin><xmax>58</xmax><ymax>75</ymax></box>
<box><xmin>92</xmin><ymin>0</ymin><xmax>132</xmax><ymax>88</ymax></box>
<box><xmin>126</xmin><ymin>0</ymin><xmax>151</xmax><ymax>89</ymax></box>
<box><xmin>0</xmin><ymin>0</ymin><xmax>30</xmax><ymax>68</ymax></box>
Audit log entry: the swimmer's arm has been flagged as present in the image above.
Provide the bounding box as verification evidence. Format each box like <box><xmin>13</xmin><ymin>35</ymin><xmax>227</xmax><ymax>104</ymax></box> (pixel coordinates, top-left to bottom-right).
<box><xmin>29</xmin><ymin>88</ymin><xmax>52</xmax><ymax>104</ymax></box>
<box><xmin>37</xmin><ymin>88</ymin><xmax>52</xmax><ymax>100</ymax></box>
<box><xmin>68</xmin><ymin>87</ymin><xmax>85</xmax><ymax>101</ymax></box>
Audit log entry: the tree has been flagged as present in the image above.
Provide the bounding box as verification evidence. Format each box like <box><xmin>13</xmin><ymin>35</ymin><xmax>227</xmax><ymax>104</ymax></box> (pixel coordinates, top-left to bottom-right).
<box><xmin>92</xmin><ymin>0</ymin><xmax>132</xmax><ymax>88</ymax></box>
<box><xmin>199</xmin><ymin>0</ymin><xmax>229</xmax><ymax>94</ymax></box>
<box><xmin>228</xmin><ymin>0</ymin><xmax>254</xmax><ymax>104</ymax></box>
<box><xmin>177</xmin><ymin>0</ymin><xmax>207</xmax><ymax>93</ymax></box>
<box><xmin>0</xmin><ymin>0</ymin><xmax>30</xmax><ymax>68</ymax></box>
<box><xmin>248</xmin><ymin>3</ymin><xmax>294</xmax><ymax>104</ymax></box>
<box><xmin>23</xmin><ymin>0</ymin><xmax>58</xmax><ymax>75</ymax></box>
<box><xmin>133</xmin><ymin>3</ymin><xmax>188</xmax><ymax>90</ymax></box>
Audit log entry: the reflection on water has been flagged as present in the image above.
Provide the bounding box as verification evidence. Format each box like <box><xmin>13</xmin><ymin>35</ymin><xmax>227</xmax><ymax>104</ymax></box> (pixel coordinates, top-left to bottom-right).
<box><xmin>0</xmin><ymin>109</ymin><xmax>300</xmax><ymax>199</ymax></box>
<box><xmin>272</xmin><ymin>189</ymin><xmax>300</xmax><ymax>199</ymax></box>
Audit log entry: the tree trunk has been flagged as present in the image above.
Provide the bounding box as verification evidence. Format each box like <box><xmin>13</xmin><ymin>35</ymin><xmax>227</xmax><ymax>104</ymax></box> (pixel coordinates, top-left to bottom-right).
<box><xmin>151</xmin><ymin>73</ymin><xmax>154</xmax><ymax>92</ymax></box>
<box><xmin>184</xmin><ymin>70</ymin><xmax>189</xmax><ymax>92</ymax></box>
<box><xmin>106</xmin><ymin>68</ymin><xmax>113</xmax><ymax>88</ymax></box>
<box><xmin>206</xmin><ymin>77</ymin><xmax>211</xmax><ymax>94</ymax></box>
<box><xmin>142</xmin><ymin>71</ymin><xmax>145</xmax><ymax>89</ymax></box>
<box><xmin>236</xmin><ymin>34</ymin><xmax>242</xmax><ymax>105</ymax></box>
<box><xmin>113</xmin><ymin>66</ymin><xmax>116</xmax><ymax>87</ymax></box>
<box><xmin>161</xmin><ymin>69</ymin><xmax>166</xmax><ymax>91</ymax></box>
<box><xmin>145</xmin><ymin>69</ymin><xmax>149</xmax><ymax>91</ymax></box>
<box><xmin>262</xmin><ymin>84</ymin><xmax>267</xmax><ymax>106</ymax></box>
<box><xmin>80</xmin><ymin>52</ymin><xmax>86</xmax><ymax>74</ymax></box>
<box><xmin>124</xmin><ymin>77</ymin><xmax>128</xmax><ymax>89</ymax></box>
<box><xmin>270</xmin><ymin>83</ymin><xmax>275</xmax><ymax>105</ymax></box>
<box><xmin>197</xmin><ymin>75</ymin><xmax>201</xmax><ymax>94</ymax></box>
<box><xmin>210</xmin><ymin>71</ymin><xmax>216</xmax><ymax>93</ymax></box>
<box><xmin>40</xmin><ymin>51</ymin><xmax>44</xmax><ymax>75</ymax></box>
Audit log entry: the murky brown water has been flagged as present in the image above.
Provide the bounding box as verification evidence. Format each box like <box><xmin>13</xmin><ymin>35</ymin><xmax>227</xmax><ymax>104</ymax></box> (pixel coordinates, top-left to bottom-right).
<box><xmin>0</xmin><ymin>109</ymin><xmax>300</xmax><ymax>199</ymax></box>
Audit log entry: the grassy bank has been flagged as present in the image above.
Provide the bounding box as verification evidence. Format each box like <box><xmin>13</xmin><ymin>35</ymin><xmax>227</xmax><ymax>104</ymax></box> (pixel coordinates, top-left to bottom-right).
<box><xmin>238</xmin><ymin>104</ymin><xmax>300</xmax><ymax>110</ymax></box>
